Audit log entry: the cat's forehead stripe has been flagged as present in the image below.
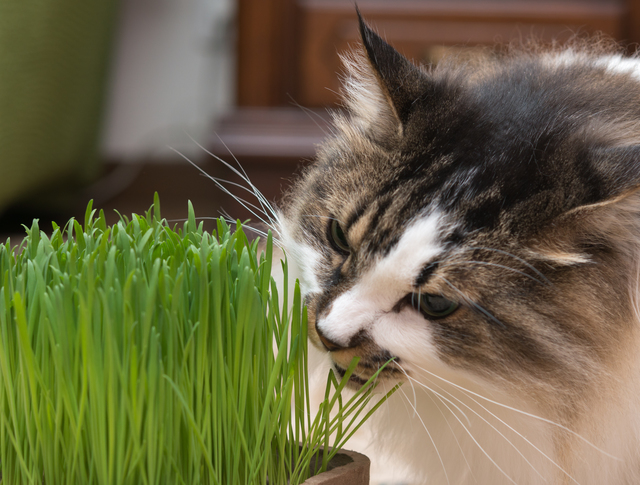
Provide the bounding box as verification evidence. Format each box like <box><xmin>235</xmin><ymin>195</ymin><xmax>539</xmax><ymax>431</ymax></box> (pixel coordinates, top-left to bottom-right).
<box><xmin>415</xmin><ymin>262</ymin><xmax>439</xmax><ymax>288</ymax></box>
<box><xmin>370</xmin><ymin>211</ymin><xmax>445</xmax><ymax>286</ymax></box>
<box><xmin>344</xmin><ymin>201</ymin><xmax>369</xmax><ymax>230</ymax></box>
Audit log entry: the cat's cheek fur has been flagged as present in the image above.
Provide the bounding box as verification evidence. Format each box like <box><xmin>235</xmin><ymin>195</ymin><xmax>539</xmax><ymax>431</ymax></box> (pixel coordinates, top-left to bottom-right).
<box><xmin>368</xmin><ymin>309</ymin><xmax>440</xmax><ymax>367</ymax></box>
<box><xmin>277</xmin><ymin>217</ymin><xmax>323</xmax><ymax>296</ymax></box>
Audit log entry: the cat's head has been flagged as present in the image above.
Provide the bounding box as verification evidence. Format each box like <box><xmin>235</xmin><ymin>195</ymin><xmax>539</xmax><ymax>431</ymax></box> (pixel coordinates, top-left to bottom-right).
<box><xmin>280</xmin><ymin>15</ymin><xmax>640</xmax><ymax>410</ymax></box>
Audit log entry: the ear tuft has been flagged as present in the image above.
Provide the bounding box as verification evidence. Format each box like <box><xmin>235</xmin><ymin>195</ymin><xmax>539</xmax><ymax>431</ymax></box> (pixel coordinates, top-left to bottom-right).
<box><xmin>586</xmin><ymin>145</ymin><xmax>640</xmax><ymax>206</ymax></box>
<box><xmin>339</xmin><ymin>48</ymin><xmax>402</xmax><ymax>141</ymax></box>
<box><xmin>338</xmin><ymin>11</ymin><xmax>430</xmax><ymax>144</ymax></box>
<box><xmin>356</xmin><ymin>10</ymin><xmax>427</xmax><ymax>125</ymax></box>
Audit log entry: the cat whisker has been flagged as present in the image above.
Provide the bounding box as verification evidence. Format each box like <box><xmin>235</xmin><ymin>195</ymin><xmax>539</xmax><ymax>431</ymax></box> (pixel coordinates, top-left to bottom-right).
<box><xmin>287</xmin><ymin>95</ymin><xmax>337</xmax><ymax>138</ymax></box>
<box><xmin>395</xmin><ymin>362</ymin><xmax>418</xmax><ymax>417</ymax></box>
<box><xmin>411</xmin><ymin>363</ymin><xmax>621</xmax><ymax>462</ymax></box>
<box><xmin>184</xmin><ymin>134</ymin><xmax>283</xmax><ymax>230</ymax></box>
<box><xmin>423</xmin><ymin>370</ymin><xmax>583</xmax><ymax>485</ymax></box>
<box><xmin>464</xmin><ymin>246</ymin><xmax>552</xmax><ymax>286</ymax></box>
<box><xmin>438</xmin><ymin>260</ymin><xmax>548</xmax><ymax>287</ymax></box>
<box><xmin>437</xmin><ymin>276</ymin><xmax>508</xmax><ymax>329</ymax></box>
<box><xmin>168</xmin><ymin>147</ymin><xmax>276</xmax><ymax>230</ymax></box>
<box><xmin>396</xmin><ymin>364</ymin><xmax>481</xmax><ymax>484</ymax></box>
<box><xmin>212</xmin><ymin>133</ymin><xmax>254</xmax><ymax>184</ymax></box>
<box><xmin>397</xmin><ymin>363</ymin><xmax>469</xmax><ymax>425</ymax></box>
<box><xmin>211</xmin><ymin>180</ymin><xmax>275</xmax><ymax>223</ymax></box>
<box><xmin>398</xmin><ymin>386</ymin><xmax>452</xmax><ymax>485</ymax></box>
<box><xmin>410</xmin><ymin>370</ymin><xmax>571</xmax><ymax>484</ymax></box>
<box><xmin>399</xmin><ymin>377</ymin><xmax>520</xmax><ymax>485</ymax></box>
<box><xmin>213</xmin><ymin>185</ymin><xmax>272</xmax><ymax>227</ymax></box>
<box><xmin>405</xmin><ymin>374</ymin><xmax>480</xmax><ymax>483</ymax></box>
<box><xmin>219</xmin><ymin>218</ymin><xmax>283</xmax><ymax>247</ymax></box>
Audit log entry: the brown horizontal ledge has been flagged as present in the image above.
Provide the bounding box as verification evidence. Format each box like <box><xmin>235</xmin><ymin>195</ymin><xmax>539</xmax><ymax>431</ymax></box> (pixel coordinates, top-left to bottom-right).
<box><xmin>210</xmin><ymin>108</ymin><xmax>334</xmax><ymax>160</ymax></box>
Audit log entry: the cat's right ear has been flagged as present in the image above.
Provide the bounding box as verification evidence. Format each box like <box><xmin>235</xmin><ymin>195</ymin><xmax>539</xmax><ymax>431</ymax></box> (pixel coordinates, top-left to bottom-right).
<box><xmin>340</xmin><ymin>10</ymin><xmax>430</xmax><ymax>142</ymax></box>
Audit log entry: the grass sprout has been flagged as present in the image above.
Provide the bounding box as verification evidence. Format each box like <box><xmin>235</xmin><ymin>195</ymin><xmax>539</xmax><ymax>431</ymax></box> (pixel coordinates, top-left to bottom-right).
<box><xmin>0</xmin><ymin>194</ymin><xmax>398</xmax><ymax>484</ymax></box>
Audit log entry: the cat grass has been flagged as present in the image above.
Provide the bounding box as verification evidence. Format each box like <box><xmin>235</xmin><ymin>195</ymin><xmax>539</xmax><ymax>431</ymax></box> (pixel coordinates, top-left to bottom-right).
<box><xmin>0</xmin><ymin>195</ymin><xmax>397</xmax><ymax>485</ymax></box>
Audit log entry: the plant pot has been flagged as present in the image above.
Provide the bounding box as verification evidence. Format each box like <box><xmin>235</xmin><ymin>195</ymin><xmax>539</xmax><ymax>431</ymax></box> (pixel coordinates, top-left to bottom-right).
<box><xmin>301</xmin><ymin>448</ymin><xmax>370</xmax><ymax>485</ymax></box>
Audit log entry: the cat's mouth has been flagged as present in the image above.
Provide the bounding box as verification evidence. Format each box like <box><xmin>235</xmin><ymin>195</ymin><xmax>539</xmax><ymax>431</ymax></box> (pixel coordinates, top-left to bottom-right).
<box><xmin>332</xmin><ymin>359</ymin><xmax>403</xmax><ymax>390</ymax></box>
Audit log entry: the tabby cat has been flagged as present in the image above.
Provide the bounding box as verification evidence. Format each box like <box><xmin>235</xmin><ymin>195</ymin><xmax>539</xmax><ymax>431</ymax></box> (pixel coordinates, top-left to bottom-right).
<box><xmin>276</xmin><ymin>13</ymin><xmax>640</xmax><ymax>485</ymax></box>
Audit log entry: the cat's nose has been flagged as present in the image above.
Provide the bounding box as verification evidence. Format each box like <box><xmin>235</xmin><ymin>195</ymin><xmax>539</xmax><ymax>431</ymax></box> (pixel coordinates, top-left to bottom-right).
<box><xmin>316</xmin><ymin>324</ymin><xmax>345</xmax><ymax>352</ymax></box>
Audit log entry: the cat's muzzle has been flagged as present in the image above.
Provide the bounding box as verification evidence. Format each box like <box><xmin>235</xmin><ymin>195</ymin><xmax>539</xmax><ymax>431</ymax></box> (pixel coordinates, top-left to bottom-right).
<box><xmin>332</xmin><ymin>356</ymin><xmax>404</xmax><ymax>390</ymax></box>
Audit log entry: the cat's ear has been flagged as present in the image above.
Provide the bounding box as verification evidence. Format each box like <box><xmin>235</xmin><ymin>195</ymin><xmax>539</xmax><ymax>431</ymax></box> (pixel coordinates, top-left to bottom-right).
<box><xmin>573</xmin><ymin>145</ymin><xmax>640</xmax><ymax>212</ymax></box>
<box><xmin>340</xmin><ymin>11</ymin><xmax>429</xmax><ymax>141</ymax></box>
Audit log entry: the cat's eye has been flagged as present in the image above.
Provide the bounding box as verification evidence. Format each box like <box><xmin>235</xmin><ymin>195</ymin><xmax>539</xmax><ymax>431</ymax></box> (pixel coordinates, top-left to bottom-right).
<box><xmin>414</xmin><ymin>293</ymin><xmax>458</xmax><ymax>319</ymax></box>
<box><xmin>329</xmin><ymin>219</ymin><xmax>350</xmax><ymax>253</ymax></box>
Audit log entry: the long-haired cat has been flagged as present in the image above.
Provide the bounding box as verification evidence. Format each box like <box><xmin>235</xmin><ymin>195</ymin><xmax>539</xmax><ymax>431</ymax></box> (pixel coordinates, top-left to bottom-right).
<box><xmin>271</xmin><ymin>12</ymin><xmax>640</xmax><ymax>485</ymax></box>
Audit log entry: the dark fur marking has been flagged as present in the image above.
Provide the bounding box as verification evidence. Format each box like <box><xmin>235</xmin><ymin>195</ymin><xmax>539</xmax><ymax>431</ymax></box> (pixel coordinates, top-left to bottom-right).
<box><xmin>415</xmin><ymin>262</ymin><xmax>440</xmax><ymax>287</ymax></box>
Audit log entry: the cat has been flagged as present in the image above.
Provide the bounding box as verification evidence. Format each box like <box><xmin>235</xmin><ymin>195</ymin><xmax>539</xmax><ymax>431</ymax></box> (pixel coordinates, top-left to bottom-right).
<box><xmin>272</xmin><ymin>11</ymin><xmax>640</xmax><ymax>485</ymax></box>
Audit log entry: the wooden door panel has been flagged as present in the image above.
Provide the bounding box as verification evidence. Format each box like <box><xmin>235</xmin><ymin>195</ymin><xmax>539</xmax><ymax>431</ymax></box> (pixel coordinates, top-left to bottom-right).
<box><xmin>296</xmin><ymin>0</ymin><xmax>625</xmax><ymax>107</ymax></box>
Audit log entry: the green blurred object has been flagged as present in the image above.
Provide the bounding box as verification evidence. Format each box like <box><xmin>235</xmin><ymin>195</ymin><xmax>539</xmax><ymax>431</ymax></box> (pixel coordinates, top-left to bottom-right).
<box><xmin>0</xmin><ymin>1</ymin><xmax>119</xmax><ymax>214</ymax></box>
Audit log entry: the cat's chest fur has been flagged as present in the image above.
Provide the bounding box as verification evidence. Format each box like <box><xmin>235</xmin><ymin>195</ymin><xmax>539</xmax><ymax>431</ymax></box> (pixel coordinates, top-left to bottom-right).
<box><xmin>276</xmin><ymin>13</ymin><xmax>640</xmax><ymax>485</ymax></box>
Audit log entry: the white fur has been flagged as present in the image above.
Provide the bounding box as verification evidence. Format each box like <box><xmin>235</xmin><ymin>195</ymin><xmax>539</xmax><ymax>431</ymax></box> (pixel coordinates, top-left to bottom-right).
<box><xmin>339</xmin><ymin>50</ymin><xmax>403</xmax><ymax>138</ymax></box>
<box><xmin>279</xmin><ymin>218</ymin><xmax>322</xmax><ymax>295</ymax></box>
<box><xmin>595</xmin><ymin>55</ymin><xmax>640</xmax><ymax>80</ymax></box>
<box><xmin>546</xmin><ymin>50</ymin><xmax>640</xmax><ymax>82</ymax></box>
<box><xmin>317</xmin><ymin>212</ymin><xmax>444</xmax><ymax>354</ymax></box>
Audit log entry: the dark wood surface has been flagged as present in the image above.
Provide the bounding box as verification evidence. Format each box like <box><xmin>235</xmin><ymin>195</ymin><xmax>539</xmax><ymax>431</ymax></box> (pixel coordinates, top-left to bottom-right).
<box><xmin>211</xmin><ymin>0</ymin><xmax>640</xmax><ymax>221</ymax></box>
<box><xmin>211</xmin><ymin>108</ymin><xmax>332</xmax><ymax>159</ymax></box>
<box><xmin>236</xmin><ymin>0</ymin><xmax>298</xmax><ymax>106</ymax></box>
<box><xmin>297</xmin><ymin>0</ymin><xmax>626</xmax><ymax>106</ymax></box>
<box><xmin>235</xmin><ymin>0</ymin><xmax>630</xmax><ymax>109</ymax></box>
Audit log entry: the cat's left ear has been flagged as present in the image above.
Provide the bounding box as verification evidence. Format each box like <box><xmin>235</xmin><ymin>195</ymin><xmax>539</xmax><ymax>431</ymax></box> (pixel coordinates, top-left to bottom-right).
<box><xmin>340</xmin><ymin>11</ymin><xmax>430</xmax><ymax>140</ymax></box>
<box><xmin>574</xmin><ymin>145</ymin><xmax>640</xmax><ymax>212</ymax></box>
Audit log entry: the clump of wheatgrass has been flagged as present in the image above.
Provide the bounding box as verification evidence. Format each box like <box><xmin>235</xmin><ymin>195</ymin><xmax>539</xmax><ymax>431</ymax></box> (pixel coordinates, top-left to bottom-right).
<box><xmin>0</xmin><ymin>194</ymin><xmax>397</xmax><ymax>484</ymax></box>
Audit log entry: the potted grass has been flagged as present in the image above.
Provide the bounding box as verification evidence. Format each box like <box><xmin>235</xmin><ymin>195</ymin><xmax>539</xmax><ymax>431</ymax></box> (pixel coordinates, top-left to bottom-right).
<box><xmin>0</xmin><ymin>194</ymin><xmax>397</xmax><ymax>484</ymax></box>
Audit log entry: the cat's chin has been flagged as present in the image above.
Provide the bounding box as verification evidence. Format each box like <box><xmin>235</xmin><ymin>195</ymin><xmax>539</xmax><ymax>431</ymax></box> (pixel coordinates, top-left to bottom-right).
<box><xmin>331</xmin><ymin>362</ymin><xmax>402</xmax><ymax>391</ymax></box>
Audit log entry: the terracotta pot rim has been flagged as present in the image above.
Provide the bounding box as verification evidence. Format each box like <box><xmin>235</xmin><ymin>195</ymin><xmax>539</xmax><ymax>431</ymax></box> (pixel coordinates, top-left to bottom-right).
<box><xmin>301</xmin><ymin>448</ymin><xmax>370</xmax><ymax>485</ymax></box>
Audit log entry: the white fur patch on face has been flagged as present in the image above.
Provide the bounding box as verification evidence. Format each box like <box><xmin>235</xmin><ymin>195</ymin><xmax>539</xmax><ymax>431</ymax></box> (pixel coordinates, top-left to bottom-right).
<box><xmin>317</xmin><ymin>212</ymin><xmax>445</xmax><ymax>356</ymax></box>
<box><xmin>279</xmin><ymin>219</ymin><xmax>322</xmax><ymax>296</ymax></box>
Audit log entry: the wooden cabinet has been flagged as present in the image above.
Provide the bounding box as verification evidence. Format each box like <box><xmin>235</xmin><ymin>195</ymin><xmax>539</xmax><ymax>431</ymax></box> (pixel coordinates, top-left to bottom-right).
<box><xmin>235</xmin><ymin>0</ymin><xmax>631</xmax><ymax>110</ymax></box>
<box><xmin>212</xmin><ymin>0</ymin><xmax>635</xmax><ymax>219</ymax></box>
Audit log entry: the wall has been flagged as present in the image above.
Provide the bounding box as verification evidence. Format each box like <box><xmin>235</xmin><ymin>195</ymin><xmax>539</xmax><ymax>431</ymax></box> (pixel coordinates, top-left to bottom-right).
<box><xmin>101</xmin><ymin>0</ymin><xmax>234</xmax><ymax>162</ymax></box>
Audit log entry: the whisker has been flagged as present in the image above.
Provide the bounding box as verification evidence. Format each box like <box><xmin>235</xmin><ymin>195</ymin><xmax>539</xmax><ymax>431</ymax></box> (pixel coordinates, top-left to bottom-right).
<box><xmin>210</xmin><ymin>184</ymin><xmax>273</xmax><ymax>224</ymax></box>
<box><xmin>403</xmin><ymin>369</ymin><xmax>472</xmax><ymax>427</ymax></box>
<box><xmin>218</xmin><ymin>216</ymin><xmax>284</xmax><ymax>249</ymax></box>
<box><xmin>400</xmin><ymin>378</ymin><xmax>519</xmax><ymax>485</ymax></box>
<box><xmin>398</xmin><ymin>387</ymin><xmax>451</xmax><ymax>485</ymax></box>
<box><xmin>397</xmin><ymin>365</ymin><xmax>478</xmax><ymax>484</ymax></box>
<box><xmin>411</xmin><ymin>363</ymin><xmax>621</xmax><ymax>461</ymax></box>
<box><xmin>416</xmin><ymin>369</ymin><xmax>584</xmax><ymax>484</ymax></box>
<box><xmin>287</xmin><ymin>95</ymin><xmax>336</xmax><ymax>138</ymax></box>
<box><xmin>437</xmin><ymin>276</ymin><xmax>508</xmax><ymax>329</ymax></box>
<box><xmin>464</xmin><ymin>246</ymin><xmax>552</xmax><ymax>286</ymax></box>
<box><xmin>183</xmin><ymin>135</ymin><xmax>283</xmax><ymax>229</ymax></box>
<box><xmin>410</xmin><ymin>372</ymin><xmax>552</xmax><ymax>483</ymax></box>
<box><xmin>168</xmin><ymin>147</ymin><xmax>275</xmax><ymax>229</ymax></box>
<box><xmin>397</xmin><ymin>362</ymin><xmax>418</xmax><ymax>416</ymax></box>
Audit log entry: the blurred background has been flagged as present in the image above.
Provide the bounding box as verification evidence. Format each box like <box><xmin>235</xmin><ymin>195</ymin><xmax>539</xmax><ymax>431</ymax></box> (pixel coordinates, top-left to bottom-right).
<box><xmin>0</xmin><ymin>1</ymin><xmax>638</xmax><ymax>483</ymax></box>
<box><xmin>0</xmin><ymin>0</ymin><xmax>638</xmax><ymax>238</ymax></box>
